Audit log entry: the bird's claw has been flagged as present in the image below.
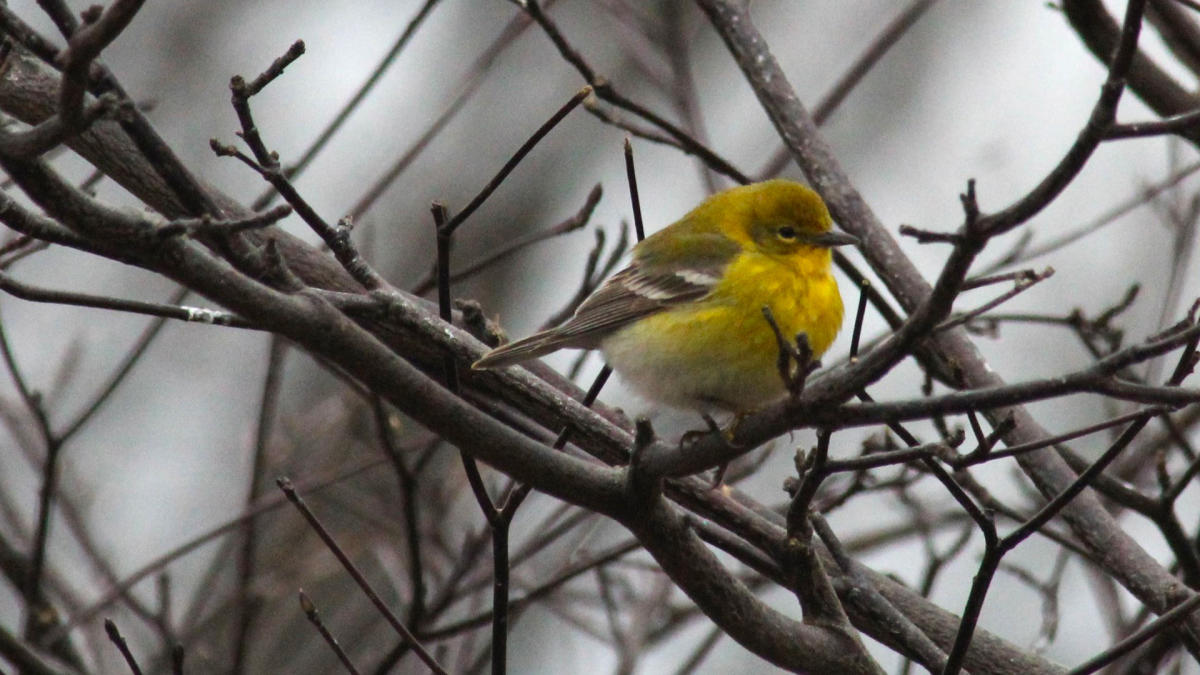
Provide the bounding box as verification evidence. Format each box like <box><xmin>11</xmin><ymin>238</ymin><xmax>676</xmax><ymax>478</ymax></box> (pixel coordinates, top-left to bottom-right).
<box><xmin>676</xmin><ymin>413</ymin><xmax>747</xmax><ymax>489</ymax></box>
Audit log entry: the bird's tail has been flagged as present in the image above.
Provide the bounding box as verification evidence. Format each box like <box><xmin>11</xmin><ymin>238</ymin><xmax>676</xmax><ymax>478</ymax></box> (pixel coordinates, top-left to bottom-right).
<box><xmin>472</xmin><ymin>329</ymin><xmax>574</xmax><ymax>369</ymax></box>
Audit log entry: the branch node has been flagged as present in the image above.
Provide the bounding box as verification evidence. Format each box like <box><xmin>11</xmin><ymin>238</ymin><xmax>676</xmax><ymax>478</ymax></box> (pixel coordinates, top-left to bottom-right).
<box><xmin>625</xmin><ymin>417</ymin><xmax>662</xmax><ymax>500</ymax></box>
<box><xmin>263</xmin><ymin>239</ymin><xmax>304</xmax><ymax>292</ymax></box>
<box><xmin>960</xmin><ymin>178</ymin><xmax>981</xmax><ymax>229</ymax></box>
<box><xmin>81</xmin><ymin>5</ymin><xmax>104</xmax><ymax>25</ymax></box>
<box><xmin>898</xmin><ymin>224</ymin><xmax>963</xmax><ymax>245</ymax></box>
<box><xmin>209</xmin><ymin>138</ymin><xmax>238</xmax><ymax>157</ymax></box>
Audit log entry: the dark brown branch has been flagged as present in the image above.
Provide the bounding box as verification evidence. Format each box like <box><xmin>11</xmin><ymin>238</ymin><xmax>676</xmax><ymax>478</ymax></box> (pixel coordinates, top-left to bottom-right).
<box><xmin>345</xmin><ymin>7</ymin><xmax>543</xmax><ymax>221</ymax></box>
<box><xmin>57</xmin><ymin>459</ymin><xmax>389</xmax><ymax>637</ymax></box>
<box><xmin>944</xmin><ymin>310</ymin><xmax>1197</xmax><ymax>674</ymax></box>
<box><xmin>155</xmin><ymin>205</ymin><xmax>293</xmax><ymax>238</ymax></box>
<box><xmin>231</xmin><ymin>338</ymin><xmax>286</xmax><ymax>675</ymax></box>
<box><xmin>298</xmin><ymin>591</ymin><xmax>362</xmax><ymax>675</ymax></box>
<box><xmin>104</xmin><ymin>619</ymin><xmax>144</xmax><ymax>675</ymax></box>
<box><xmin>240</xmin><ymin>40</ymin><xmax>305</xmax><ymax>96</ymax></box>
<box><xmin>0</xmin><ymin>271</ymin><xmax>253</xmax><ymax>328</ymax></box>
<box><xmin>59</xmin><ymin>285</ymin><xmax>197</xmax><ymax>442</ymax></box>
<box><xmin>582</xmin><ymin>99</ymin><xmax>688</xmax><ymax>152</ymax></box>
<box><xmin>1105</xmin><ymin>107</ymin><xmax>1200</xmax><ymax>138</ymax></box>
<box><xmin>694</xmin><ymin>0</ymin><xmax>1200</xmax><ymax>651</ymax></box>
<box><xmin>0</xmin><ymin>621</ymin><xmax>71</xmax><ymax>675</ymax></box>
<box><xmin>277</xmin><ymin>477</ymin><xmax>448</xmax><ymax>674</ymax></box>
<box><xmin>1147</xmin><ymin>0</ymin><xmax>1200</xmax><ymax>76</ymax></box>
<box><xmin>976</xmin><ymin>160</ymin><xmax>1200</xmax><ymax>275</ymax></box>
<box><xmin>936</xmin><ymin>267</ymin><xmax>1055</xmax><ymax>333</ymax></box>
<box><xmin>812</xmin><ymin>514</ymin><xmax>950</xmax><ymax>672</ymax></box>
<box><xmin>757</xmin><ymin>0</ymin><xmax>942</xmax><ymax>179</ymax></box>
<box><xmin>1067</xmin><ymin>593</ymin><xmax>1200</xmax><ymax>674</ymax></box>
<box><xmin>437</xmin><ymin>85</ymin><xmax>591</xmax><ymax>236</ymax></box>
<box><xmin>411</xmin><ymin>183</ymin><xmax>601</xmax><ymax>295</ymax></box>
<box><xmin>55</xmin><ymin>0</ymin><xmax>145</xmax><ymax>131</ymax></box>
<box><xmin>253</xmin><ymin>1</ymin><xmax>443</xmax><ymax>209</ymax></box>
<box><xmin>1064</xmin><ymin>0</ymin><xmax>1200</xmax><ymax>148</ymax></box>
<box><xmin>518</xmin><ymin>0</ymin><xmax>751</xmax><ymax>184</ymax></box>
<box><xmin>0</xmin><ymin>92</ymin><xmax>121</xmax><ymax>157</ymax></box>
<box><xmin>620</xmin><ymin>494</ymin><xmax>884</xmax><ymax>673</ymax></box>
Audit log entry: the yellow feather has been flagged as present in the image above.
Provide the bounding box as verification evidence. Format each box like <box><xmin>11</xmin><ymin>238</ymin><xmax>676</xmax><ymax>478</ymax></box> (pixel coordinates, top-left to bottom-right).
<box><xmin>474</xmin><ymin>180</ymin><xmax>854</xmax><ymax>413</ymax></box>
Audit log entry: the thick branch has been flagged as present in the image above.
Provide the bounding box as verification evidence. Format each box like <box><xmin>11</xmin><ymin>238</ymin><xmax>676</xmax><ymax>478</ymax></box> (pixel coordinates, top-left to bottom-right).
<box><xmin>693</xmin><ymin>0</ymin><xmax>1200</xmax><ymax>643</ymax></box>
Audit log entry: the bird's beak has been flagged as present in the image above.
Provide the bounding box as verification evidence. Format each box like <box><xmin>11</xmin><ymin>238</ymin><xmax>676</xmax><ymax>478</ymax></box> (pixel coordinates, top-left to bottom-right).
<box><xmin>810</xmin><ymin>230</ymin><xmax>859</xmax><ymax>248</ymax></box>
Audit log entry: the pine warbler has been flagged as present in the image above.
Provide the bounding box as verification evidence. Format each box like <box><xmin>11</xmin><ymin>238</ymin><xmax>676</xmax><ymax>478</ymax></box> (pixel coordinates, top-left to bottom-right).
<box><xmin>473</xmin><ymin>180</ymin><xmax>857</xmax><ymax>412</ymax></box>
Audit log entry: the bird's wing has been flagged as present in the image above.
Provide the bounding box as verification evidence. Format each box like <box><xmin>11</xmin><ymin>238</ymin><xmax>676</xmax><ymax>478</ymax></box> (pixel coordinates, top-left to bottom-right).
<box><xmin>473</xmin><ymin>231</ymin><xmax>737</xmax><ymax>369</ymax></box>
<box><xmin>548</xmin><ymin>261</ymin><xmax>718</xmax><ymax>342</ymax></box>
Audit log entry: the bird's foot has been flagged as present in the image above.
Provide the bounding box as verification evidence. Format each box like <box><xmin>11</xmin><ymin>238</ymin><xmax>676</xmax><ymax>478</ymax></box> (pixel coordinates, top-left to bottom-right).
<box><xmin>677</xmin><ymin>413</ymin><xmax>747</xmax><ymax>489</ymax></box>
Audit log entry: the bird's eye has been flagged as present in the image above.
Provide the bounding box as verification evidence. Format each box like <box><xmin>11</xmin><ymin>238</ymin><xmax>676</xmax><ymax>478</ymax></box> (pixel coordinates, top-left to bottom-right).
<box><xmin>777</xmin><ymin>225</ymin><xmax>798</xmax><ymax>240</ymax></box>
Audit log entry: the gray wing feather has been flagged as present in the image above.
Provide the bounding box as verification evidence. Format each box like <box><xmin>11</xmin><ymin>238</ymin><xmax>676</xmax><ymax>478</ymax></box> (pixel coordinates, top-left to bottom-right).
<box><xmin>550</xmin><ymin>265</ymin><xmax>714</xmax><ymax>341</ymax></box>
<box><xmin>473</xmin><ymin>260</ymin><xmax>722</xmax><ymax>369</ymax></box>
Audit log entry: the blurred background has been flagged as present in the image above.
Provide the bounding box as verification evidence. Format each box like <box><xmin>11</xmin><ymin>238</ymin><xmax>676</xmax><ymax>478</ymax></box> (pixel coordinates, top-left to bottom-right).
<box><xmin>0</xmin><ymin>0</ymin><xmax>1197</xmax><ymax>672</ymax></box>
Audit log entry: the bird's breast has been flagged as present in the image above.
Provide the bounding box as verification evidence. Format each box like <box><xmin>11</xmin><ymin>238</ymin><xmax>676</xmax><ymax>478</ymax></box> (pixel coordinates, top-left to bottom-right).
<box><xmin>599</xmin><ymin>251</ymin><xmax>843</xmax><ymax>412</ymax></box>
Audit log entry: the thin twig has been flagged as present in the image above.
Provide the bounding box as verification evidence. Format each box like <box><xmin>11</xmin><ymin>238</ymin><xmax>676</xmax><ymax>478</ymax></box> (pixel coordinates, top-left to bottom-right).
<box><xmin>936</xmin><ymin>267</ymin><xmax>1055</xmax><ymax>333</ymax></box>
<box><xmin>104</xmin><ymin>619</ymin><xmax>143</xmax><ymax>675</ymax></box>
<box><xmin>757</xmin><ymin>0</ymin><xmax>942</xmax><ymax>179</ymax></box>
<box><xmin>299</xmin><ymin>590</ymin><xmax>362</xmax><ymax>675</ymax></box>
<box><xmin>346</xmin><ymin>6</ymin><xmax>547</xmax><ymax>220</ymax></box>
<box><xmin>437</xmin><ymin>86</ymin><xmax>592</xmax><ymax>236</ymax></box>
<box><xmin>252</xmin><ymin>1</ymin><xmax>444</xmax><ymax>210</ymax></box>
<box><xmin>1066</xmin><ymin>593</ymin><xmax>1200</xmax><ymax>674</ymax></box>
<box><xmin>276</xmin><ymin>477</ymin><xmax>447</xmax><ymax>674</ymax></box>
<box><xmin>518</xmin><ymin>0</ymin><xmax>750</xmax><ymax>184</ymax></box>
<box><xmin>411</xmin><ymin>184</ymin><xmax>602</xmax><ymax>295</ymax></box>
<box><xmin>0</xmin><ymin>272</ymin><xmax>253</xmax><ymax>328</ymax></box>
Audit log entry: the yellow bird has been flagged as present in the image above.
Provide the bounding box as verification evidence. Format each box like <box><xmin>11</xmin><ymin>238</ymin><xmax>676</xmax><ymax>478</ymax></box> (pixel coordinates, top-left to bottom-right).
<box><xmin>473</xmin><ymin>180</ymin><xmax>856</xmax><ymax>413</ymax></box>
